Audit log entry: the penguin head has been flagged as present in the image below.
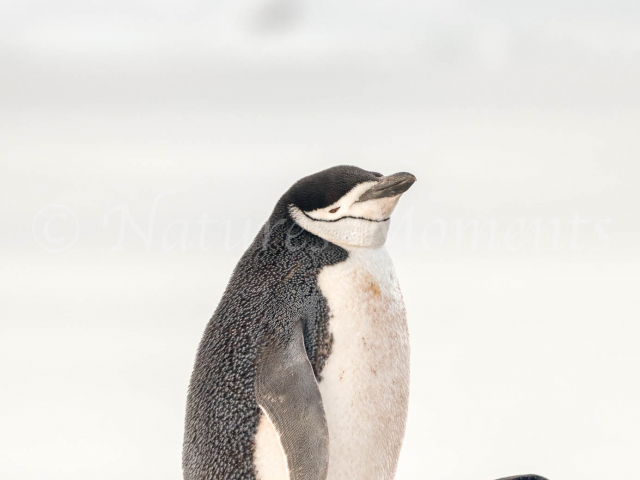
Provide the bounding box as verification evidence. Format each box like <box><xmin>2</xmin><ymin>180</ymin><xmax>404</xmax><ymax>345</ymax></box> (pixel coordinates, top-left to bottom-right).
<box><xmin>280</xmin><ymin>165</ymin><xmax>416</xmax><ymax>248</ymax></box>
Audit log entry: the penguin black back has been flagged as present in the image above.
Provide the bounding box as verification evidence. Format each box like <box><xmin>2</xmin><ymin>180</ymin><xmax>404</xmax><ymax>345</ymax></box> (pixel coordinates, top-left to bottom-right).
<box><xmin>182</xmin><ymin>167</ymin><xmax>381</xmax><ymax>478</ymax></box>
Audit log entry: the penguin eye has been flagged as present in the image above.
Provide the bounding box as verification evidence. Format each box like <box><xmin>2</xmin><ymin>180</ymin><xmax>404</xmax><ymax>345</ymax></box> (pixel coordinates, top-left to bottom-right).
<box><xmin>329</xmin><ymin>207</ymin><xmax>339</xmax><ymax>213</ymax></box>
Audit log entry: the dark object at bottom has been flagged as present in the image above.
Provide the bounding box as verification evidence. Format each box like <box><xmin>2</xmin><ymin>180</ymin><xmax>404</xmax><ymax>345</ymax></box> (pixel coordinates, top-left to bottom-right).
<box><xmin>496</xmin><ymin>475</ymin><xmax>548</xmax><ymax>480</ymax></box>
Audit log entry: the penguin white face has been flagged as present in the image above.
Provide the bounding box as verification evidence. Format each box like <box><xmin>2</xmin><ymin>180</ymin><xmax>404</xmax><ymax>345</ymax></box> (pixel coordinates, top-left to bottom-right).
<box><xmin>284</xmin><ymin>166</ymin><xmax>416</xmax><ymax>248</ymax></box>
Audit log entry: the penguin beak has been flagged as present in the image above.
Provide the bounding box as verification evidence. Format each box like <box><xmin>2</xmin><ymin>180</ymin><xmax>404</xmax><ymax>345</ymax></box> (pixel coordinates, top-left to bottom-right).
<box><xmin>356</xmin><ymin>172</ymin><xmax>417</xmax><ymax>203</ymax></box>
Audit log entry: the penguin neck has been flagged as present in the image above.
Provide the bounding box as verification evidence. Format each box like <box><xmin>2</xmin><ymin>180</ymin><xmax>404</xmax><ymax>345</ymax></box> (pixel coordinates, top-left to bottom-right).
<box><xmin>264</xmin><ymin>205</ymin><xmax>390</xmax><ymax>258</ymax></box>
<box><xmin>256</xmin><ymin>210</ymin><xmax>347</xmax><ymax>266</ymax></box>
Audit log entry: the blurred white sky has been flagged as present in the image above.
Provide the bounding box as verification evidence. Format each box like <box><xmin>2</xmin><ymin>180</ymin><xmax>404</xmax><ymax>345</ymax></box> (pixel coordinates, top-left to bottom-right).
<box><xmin>1</xmin><ymin>1</ymin><xmax>640</xmax><ymax>480</ymax></box>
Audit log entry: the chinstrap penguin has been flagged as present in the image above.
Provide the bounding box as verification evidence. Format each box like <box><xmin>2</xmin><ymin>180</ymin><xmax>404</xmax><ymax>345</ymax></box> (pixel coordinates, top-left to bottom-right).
<box><xmin>182</xmin><ymin>165</ymin><xmax>547</xmax><ymax>480</ymax></box>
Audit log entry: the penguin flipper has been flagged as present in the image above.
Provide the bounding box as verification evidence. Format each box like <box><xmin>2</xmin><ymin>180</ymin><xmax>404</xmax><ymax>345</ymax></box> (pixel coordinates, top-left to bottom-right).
<box><xmin>256</xmin><ymin>321</ymin><xmax>329</xmax><ymax>480</ymax></box>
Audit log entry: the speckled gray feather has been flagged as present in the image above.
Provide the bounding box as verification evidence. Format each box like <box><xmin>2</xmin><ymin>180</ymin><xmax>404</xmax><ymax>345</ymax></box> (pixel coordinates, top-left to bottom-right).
<box><xmin>182</xmin><ymin>213</ymin><xmax>347</xmax><ymax>479</ymax></box>
<box><xmin>181</xmin><ymin>167</ymin><xmax>389</xmax><ymax>479</ymax></box>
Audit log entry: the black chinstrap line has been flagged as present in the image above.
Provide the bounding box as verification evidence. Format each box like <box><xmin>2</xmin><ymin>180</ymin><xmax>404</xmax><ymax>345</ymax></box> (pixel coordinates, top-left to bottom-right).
<box><xmin>300</xmin><ymin>210</ymin><xmax>390</xmax><ymax>224</ymax></box>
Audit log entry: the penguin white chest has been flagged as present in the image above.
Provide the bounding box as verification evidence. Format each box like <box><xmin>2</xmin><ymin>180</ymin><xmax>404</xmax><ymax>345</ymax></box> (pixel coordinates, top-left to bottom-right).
<box><xmin>317</xmin><ymin>246</ymin><xmax>410</xmax><ymax>480</ymax></box>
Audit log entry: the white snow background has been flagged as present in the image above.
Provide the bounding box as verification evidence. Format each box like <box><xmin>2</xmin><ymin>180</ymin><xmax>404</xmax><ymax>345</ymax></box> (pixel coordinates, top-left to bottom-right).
<box><xmin>1</xmin><ymin>1</ymin><xmax>640</xmax><ymax>479</ymax></box>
